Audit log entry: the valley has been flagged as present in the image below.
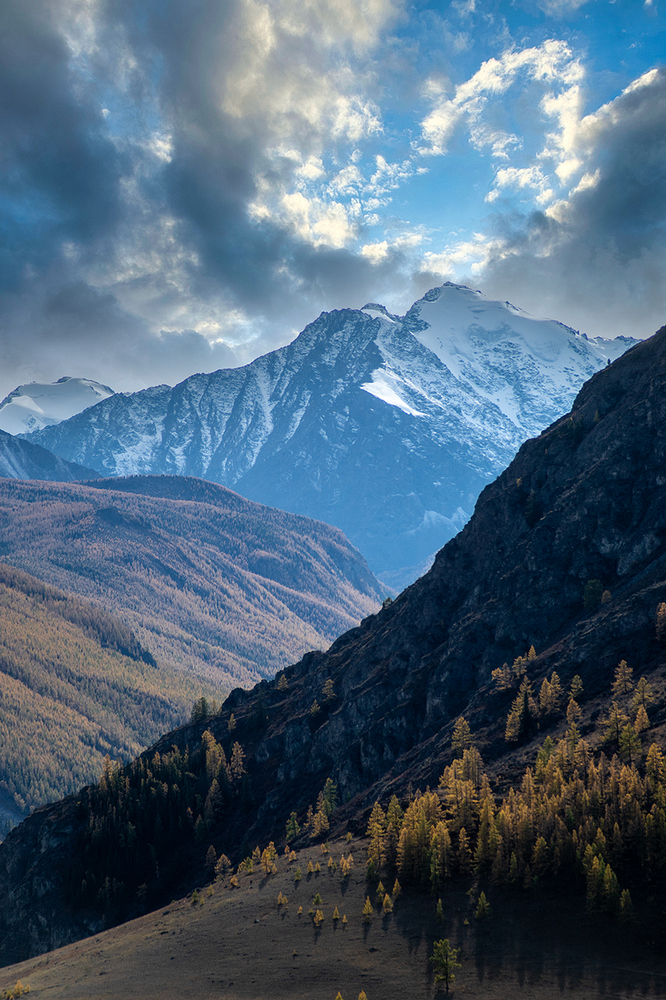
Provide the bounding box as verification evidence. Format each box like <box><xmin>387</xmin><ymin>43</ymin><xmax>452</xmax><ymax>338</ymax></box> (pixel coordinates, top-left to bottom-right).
<box><xmin>0</xmin><ymin>476</ymin><xmax>381</xmax><ymax>822</ymax></box>
<box><xmin>0</xmin><ymin>476</ymin><xmax>382</xmax><ymax>690</ymax></box>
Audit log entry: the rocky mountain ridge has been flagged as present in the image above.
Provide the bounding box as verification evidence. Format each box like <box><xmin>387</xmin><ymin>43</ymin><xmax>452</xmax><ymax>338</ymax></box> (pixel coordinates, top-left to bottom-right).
<box><xmin>26</xmin><ymin>283</ymin><xmax>634</xmax><ymax>587</ymax></box>
<box><xmin>0</xmin><ymin>324</ymin><xmax>663</xmax><ymax>965</ymax></box>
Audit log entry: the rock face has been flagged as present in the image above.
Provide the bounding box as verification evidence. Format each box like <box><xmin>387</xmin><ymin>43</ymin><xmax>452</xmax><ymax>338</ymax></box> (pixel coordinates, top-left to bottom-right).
<box><xmin>1</xmin><ymin>325</ymin><xmax>664</xmax><ymax>966</ymax></box>
<box><xmin>26</xmin><ymin>284</ymin><xmax>633</xmax><ymax>586</ymax></box>
<box><xmin>0</xmin><ymin>796</ymin><xmax>102</xmax><ymax>963</ymax></box>
<box><xmin>0</xmin><ymin>429</ymin><xmax>97</xmax><ymax>481</ymax></box>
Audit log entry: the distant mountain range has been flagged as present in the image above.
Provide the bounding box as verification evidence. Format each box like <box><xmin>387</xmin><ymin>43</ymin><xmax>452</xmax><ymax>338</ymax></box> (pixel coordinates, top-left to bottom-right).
<box><xmin>0</xmin><ymin>377</ymin><xmax>114</xmax><ymax>435</ymax></box>
<box><xmin>25</xmin><ymin>284</ymin><xmax>636</xmax><ymax>587</ymax></box>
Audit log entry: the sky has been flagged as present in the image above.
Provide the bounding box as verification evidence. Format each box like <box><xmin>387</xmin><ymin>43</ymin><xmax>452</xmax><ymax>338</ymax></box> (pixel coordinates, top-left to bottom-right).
<box><xmin>0</xmin><ymin>0</ymin><xmax>665</xmax><ymax>398</ymax></box>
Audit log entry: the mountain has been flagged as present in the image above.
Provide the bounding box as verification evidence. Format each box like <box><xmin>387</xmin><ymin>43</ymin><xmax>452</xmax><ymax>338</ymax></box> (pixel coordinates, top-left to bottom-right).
<box><xmin>0</xmin><ymin>429</ymin><xmax>98</xmax><ymax>481</ymax></box>
<box><xmin>0</xmin><ymin>324</ymin><xmax>663</xmax><ymax>966</ymax></box>
<box><xmin>0</xmin><ymin>476</ymin><xmax>382</xmax><ymax>691</ymax></box>
<box><xmin>26</xmin><ymin>284</ymin><xmax>635</xmax><ymax>587</ymax></box>
<box><xmin>0</xmin><ymin>376</ymin><xmax>114</xmax><ymax>435</ymax></box>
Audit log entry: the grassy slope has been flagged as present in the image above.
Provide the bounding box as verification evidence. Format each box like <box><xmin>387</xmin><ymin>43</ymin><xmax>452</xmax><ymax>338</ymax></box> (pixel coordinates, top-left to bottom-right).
<box><xmin>0</xmin><ymin>477</ymin><xmax>382</xmax><ymax>690</ymax></box>
<box><xmin>0</xmin><ymin>565</ymin><xmax>195</xmax><ymax>819</ymax></box>
<box><xmin>2</xmin><ymin>836</ymin><xmax>663</xmax><ymax>1000</ymax></box>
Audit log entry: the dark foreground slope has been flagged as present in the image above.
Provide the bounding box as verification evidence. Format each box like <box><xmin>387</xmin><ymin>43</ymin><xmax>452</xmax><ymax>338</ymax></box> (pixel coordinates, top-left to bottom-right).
<box><xmin>1</xmin><ymin>327</ymin><xmax>666</xmax><ymax>964</ymax></box>
<box><xmin>2</xmin><ymin>836</ymin><xmax>663</xmax><ymax>1000</ymax></box>
<box><xmin>0</xmin><ymin>476</ymin><xmax>382</xmax><ymax>688</ymax></box>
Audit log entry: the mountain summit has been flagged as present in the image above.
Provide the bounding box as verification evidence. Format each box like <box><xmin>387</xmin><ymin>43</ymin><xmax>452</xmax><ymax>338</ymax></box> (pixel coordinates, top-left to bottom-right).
<box><xmin>0</xmin><ymin>377</ymin><xmax>114</xmax><ymax>435</ymax></box>
<box><xmin>27</xmin><ymin>285</ymin><xmax>634</xmax><ymax>586</ymax></box>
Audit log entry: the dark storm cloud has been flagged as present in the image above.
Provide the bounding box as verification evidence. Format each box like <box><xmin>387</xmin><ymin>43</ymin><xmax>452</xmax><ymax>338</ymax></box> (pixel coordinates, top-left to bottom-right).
<box><xmin>481</xmin><ymin>68</ymin><xmax>666</xmax><ymax>340</ymax></box>
<box><xmin>118</xmin><ymin>0</ymin><xmax>387</xmax><ymax>316</ymax></box>
<box><xmin>0</xmin><ymin>0</ymin><xmax>404</xmax><ymax>396</ymax></box>
<box><xmin>0</xmin><ymin>276</ymin><xmax>238</xmax><ymax>392</ymax></box>
<box><xmin>0</xmin><ymin>1</ymin><xmax>126</xmax><ymax>290</ymax></box>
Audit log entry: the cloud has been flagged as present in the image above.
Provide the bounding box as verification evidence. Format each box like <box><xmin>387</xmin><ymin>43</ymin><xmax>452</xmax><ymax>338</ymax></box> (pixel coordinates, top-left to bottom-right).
<box><xmin>420</xmin><ymin>39</ymin><xmax>584</xmax><ymax>162</ymax></box>
<box><xmin>0</xmin><ymin>1</ymin><xmax>126</xmax><ymax>292</ymax></box>
<box><xmin>1</xmin><ymin>0</ymin><xmax>663</xmax><ymax>403</ymax></box>
<box><xmin>477</xmin><ymin>67</ymin><xmax>666</xmax><ymax>340</ymax></box>
<box><xmin>0</xmin><ymin>275</ymin><xmax>240</xmax><ymax>395</ymax></box>
<box><xmin>0</xmin><ymin>0</ymin><xmax>412</xmax><ymax>397</ymax></box>
<box><xmin>526</xmin><ymin>0</ymin><xmax>595</xmax><ymax>16</ymax></box>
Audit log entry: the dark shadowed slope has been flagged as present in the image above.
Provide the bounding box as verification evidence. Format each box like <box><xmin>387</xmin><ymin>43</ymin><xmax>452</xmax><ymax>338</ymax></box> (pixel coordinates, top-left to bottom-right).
<box><xmin>1</xmin><ymin>835</ymin><xmax>662</xmax><ymax>1000</ymax></box>
<box><xmin>1</xmin><ymin>326</ymin><xmax>665</xmax><ymax>963</ymax></box>
<box><xmin>0</xmin><ymin>429</ymin><xmax>97</xmax><ymax>481</ymax></box>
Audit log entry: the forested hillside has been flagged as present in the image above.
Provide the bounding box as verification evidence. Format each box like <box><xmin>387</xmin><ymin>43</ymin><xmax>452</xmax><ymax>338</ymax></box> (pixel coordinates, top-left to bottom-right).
<box><xmin>0</xmin><ymin>564</ymin><xmax>189</xmax><ymax>825</ymax></box>
<box><xmin>0</xmin><ymin>476</ymin><xmax>383</xmax><ymax>690</ymax></box>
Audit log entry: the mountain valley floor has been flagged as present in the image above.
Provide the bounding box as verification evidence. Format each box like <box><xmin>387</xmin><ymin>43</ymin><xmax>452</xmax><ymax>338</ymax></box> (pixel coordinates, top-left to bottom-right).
<box><xmin>3</xmin><ymin>836</ymin><xmax>665</xmax><ymax>999</ymax></box>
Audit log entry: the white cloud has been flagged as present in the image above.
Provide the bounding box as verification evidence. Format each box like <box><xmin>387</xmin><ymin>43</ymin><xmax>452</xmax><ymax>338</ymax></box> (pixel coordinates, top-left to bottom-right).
<box><xmin>486</xmin><ymin>165</ymin><xmax>552</xmax><ymax>203</ymax></box>
<box><xmin>361</xmin><ymin>232</ymin><xmax>423</xmax><ymax>264</ymax></box>
<box><xmin>423</xmin><ymin>232</ymin><xmax>508</xmax><ymax>277</ymax></box>
<box><xmin>477</xmin><ymin>65</ymin><xmax>666</xmax><ymax>341</ymax></box>
<box><xmin>361</xmin><ymin>240</ymin><xmax>390</xmax><ymax>262</ymax></box>
<box><xmin>261</xmin><ymin>191</ymin><xmax>357</xmax><ymax>248</ymax></box>
<box><xmin>327</xmin><ymin>164</ymin><xmax>364</xmax><ymax>195</ymax></box>
<box><xmin>420</xmin><ymin>39</ymin><xmax>585</xmax><ymax>168</ymax></box>
<box><xmin>528</xmin><ymin>0</ymin><xmax>593</xmax><ymax>15</ymax></box>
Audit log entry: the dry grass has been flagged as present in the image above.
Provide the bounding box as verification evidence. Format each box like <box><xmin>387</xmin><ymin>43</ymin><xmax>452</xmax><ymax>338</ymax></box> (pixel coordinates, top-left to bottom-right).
<box><xmin>2</xmin><ymin>837</ymin><xmax>665</xmax><ymax>1000</ymax></box>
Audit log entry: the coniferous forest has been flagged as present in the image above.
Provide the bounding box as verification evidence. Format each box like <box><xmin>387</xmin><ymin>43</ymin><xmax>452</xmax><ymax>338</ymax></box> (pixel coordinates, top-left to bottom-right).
<box><xmin>0</xmin><ymin>563</ymin><xmax>187</xmax><ymax>819</ymax></box>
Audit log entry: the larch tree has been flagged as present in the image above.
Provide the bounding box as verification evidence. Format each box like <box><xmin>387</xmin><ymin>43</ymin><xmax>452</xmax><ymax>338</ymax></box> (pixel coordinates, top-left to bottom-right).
<box><xmin>656</xmin><ymin>602</ymin><xmax>666</xmax><ymax>640</ymax></box>
<box><xmin>632</xmin><ymin>676</ymin><xmax>653</xmax><ymax>714</ymax></box>
<box><xmin>451</xmin><ymin>716</ymin><xmax>472</xmax><ymax>756</ymax></box>
<box><xmin>612</xmin><ymin>660</ymin><xmax>634</xmax><ymax>699</ymax></box>
<box><xmin>430</xmin><ymin>938</ymin><xmax>461</xmax><ymax>994</ymax></box>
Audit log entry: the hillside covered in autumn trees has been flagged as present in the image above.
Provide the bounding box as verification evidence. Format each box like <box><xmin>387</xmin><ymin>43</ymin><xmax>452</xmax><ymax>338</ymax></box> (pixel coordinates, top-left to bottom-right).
<box><xmin>0</xmin><ymin>564</ymin><xmax>189</xmax><ymax>826</ymax></box>
<box><xmin>0</xmin><ymin>475</ymin><xmax>382</xmax><ymax>688</ymax></box>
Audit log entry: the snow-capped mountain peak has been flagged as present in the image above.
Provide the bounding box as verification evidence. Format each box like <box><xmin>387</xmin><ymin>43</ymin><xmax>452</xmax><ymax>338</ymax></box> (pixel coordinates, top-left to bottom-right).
<box><xmin>0</xmin><ymin>377</ymin><xmax>115</xmax><ymax>435</ymax></box>
<box><xmin>403</xmin><ymin>283</ymin><xmax>629</xmax><ymax>437</ymax></box>
<box><xmin>26</xmin><ymin>284</ymin><xmax>638</xmax><ymax>588</ymax></box>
